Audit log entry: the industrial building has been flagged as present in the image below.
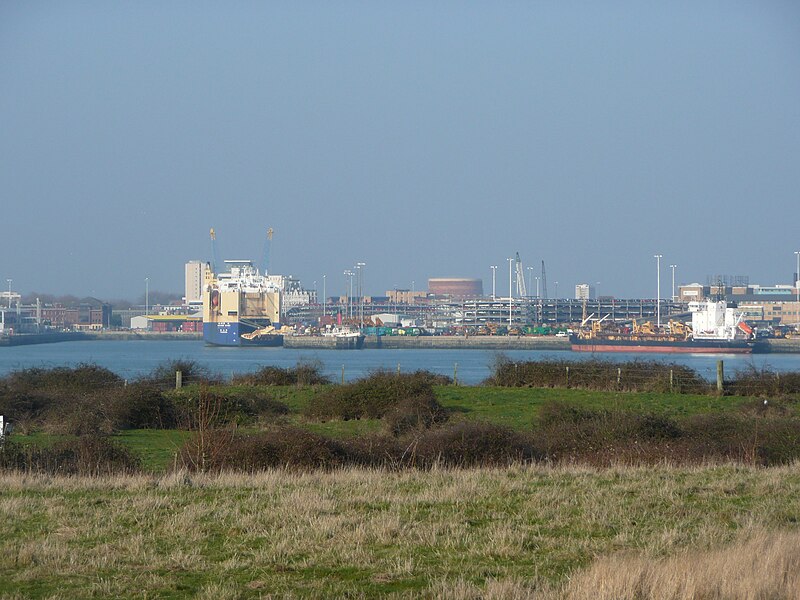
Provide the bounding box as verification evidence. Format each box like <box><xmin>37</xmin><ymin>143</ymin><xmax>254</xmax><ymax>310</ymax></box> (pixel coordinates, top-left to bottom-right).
<box><xmin>184</xmin><ymin>260</ymin><xmax>208</xmax><ymax>304</ymax></box>
<box><xmin>428</xmin><ymin>278</ymin><xmax>483</xmax><ymax>298</ymax></box>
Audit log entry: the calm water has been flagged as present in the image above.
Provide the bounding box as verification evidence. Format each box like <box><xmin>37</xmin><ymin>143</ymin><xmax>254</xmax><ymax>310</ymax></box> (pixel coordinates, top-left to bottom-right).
<box><xmin>1</xmin><ymin>340</ymin><xmax>799</xmax><ymax>385</ymax></box>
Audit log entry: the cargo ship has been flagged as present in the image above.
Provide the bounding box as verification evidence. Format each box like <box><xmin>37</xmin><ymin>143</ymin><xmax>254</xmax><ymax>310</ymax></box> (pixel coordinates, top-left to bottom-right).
<box><xmin>202</xmin><ymin>260</ymin><xmax>284</xmax><ymax>346</ymax></box>
<box><xmin>570</xmin><ymin>299</ymin><xmax>755</xmax><ymax>354</ymax></box>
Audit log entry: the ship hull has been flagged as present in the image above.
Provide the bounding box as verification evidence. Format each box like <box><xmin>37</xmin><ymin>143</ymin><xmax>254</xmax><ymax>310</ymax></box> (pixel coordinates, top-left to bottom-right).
<box><xmin>203</xmin><ymin>322</ymin><xmax>283</xmax><ymax>347</ymax></box>
<box><xmin>570</xmin><ymin>335</ymin><xmax>753</xmax><ymax>354</ymax></box>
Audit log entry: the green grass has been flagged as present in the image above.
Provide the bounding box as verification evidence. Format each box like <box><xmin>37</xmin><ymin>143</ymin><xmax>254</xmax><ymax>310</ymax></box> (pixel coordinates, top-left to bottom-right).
<box><xmin>113</xmin><ymin>429</ymin><xmax>192</xmax><ymax>472</ymax></box>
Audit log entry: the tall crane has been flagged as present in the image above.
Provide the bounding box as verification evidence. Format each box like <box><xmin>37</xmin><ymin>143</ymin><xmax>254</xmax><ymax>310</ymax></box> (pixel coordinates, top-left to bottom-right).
<box><xmin>261</xmin><ymin>228</ymin><xmax>274</xmax><ymax>275</ymax></box>
<box><xmin>515</xmin><ymin>252</ymin><xmax>527</xmax><ymax>297</ymax></box>
<box><xmin>209</xmin><ymin>228</ymin><xmax>219</xmax><ymax>274</ymax></box>
<box><xmin>541</xmin><ymin>260</ymin><xmax>548</xmax><ymax>300</ymax></box>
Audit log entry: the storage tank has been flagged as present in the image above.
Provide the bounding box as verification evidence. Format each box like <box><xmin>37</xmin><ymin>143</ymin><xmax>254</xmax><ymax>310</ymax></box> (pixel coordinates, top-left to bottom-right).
<box><xmin>428</xmin><ymin>278</ymin><xmax>483</xmax><ymax>297</ymax></box>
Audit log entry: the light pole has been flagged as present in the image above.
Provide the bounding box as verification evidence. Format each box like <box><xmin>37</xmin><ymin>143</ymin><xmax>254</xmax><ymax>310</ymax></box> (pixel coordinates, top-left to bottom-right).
<box><xmin>554</xmin><ymin>281</ymin><xmax>559</xmax><ymax>324</ymax></box>
<box><xmin>535</xmin><ymin>276</ymin><xmax>540</xmax><ymax>299</ymax></box>
<box><xmin>507</xmin><ymin>257</ymin><xmax>514</xmax><ymax>328</ymax></box>
<box><xmin>344</xmin><ymin>270</ymin><xmax>353</xmax><ymax>319</ymax></box>
<box><xmin>795</xmin><ymin>252</ymin><xmax>800</xmax><ymax>304</ymax></box>
<box><xmin>554</xmin><ymin>281</ymin><xmax>559</xmax><ymax>299</ymax></box>
<box><xmin>145</xmin><ymin>277</ymin><xmax>149</xmax><ymax>316</ymax></box>
<box><xmin>654</xmin><ymin>254</ymin><xmax>663</xmax><ymax>327</ymax></box>
<box><xmin>323</xmin><ymin>274</ymin><xmax>326</xmax><ymax>317</ymax></box>
<box><xmin>356</xmin><ymin>262</ymin><xmax>365</xmax><ymax>327</ymax></box>
<box><xmin>6</xmin><ymin>279</ymin><xmax>11</xmax><ymax>309</ymax></box>
<box><xmin>490</xmin><ymin>265</ymin><xmax>497</xmax><ymax>299</ymax></box>
<box><xmin>669</xmin><ymin>264</ymin><xmax>677</xmax><ymax>303</ymax></box>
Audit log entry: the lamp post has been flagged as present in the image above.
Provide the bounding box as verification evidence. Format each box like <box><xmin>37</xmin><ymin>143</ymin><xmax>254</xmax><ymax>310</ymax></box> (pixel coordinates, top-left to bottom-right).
<box><xmin>356</xmin><ymin>262</ymin><xmax>365</xmax><ymax>327</ymax></box>
<box><xmin>654</xmin><ymin>254</ymin><xmax>663</xmax><ymax>327</ymax></box>
<box><xmin>6</xmin><ymin>279</ymin><xmax>11</xmax><ymax>309</ymax></box>
<box><xmin>507</xmin><ymin>257</ymin><xmax>514</xmax><ymax>328</ymax></box>
<box><xmin>344</xmin><ymin>270</ymin><xmax>353</xmax><ymax>319</ymax></box>
<box><xmin>490</xmin><ymin>265</ymin><xmax>497</xmax><ymax>299</ymax></box>
<box><xmin>669</xmin><ymin>264</ymin><xmax>677</xmax><ymax>303</ymax></box>
<box><xmin>145</xmin><ymin>277</ymin><xmax>149</xmax><ymax>316</ymax></box>
<box><xmin>322</xmin><ymin>274</ymin><xmax>326</xmax><ymax>317</ymax></box>
<box><xmin>535</xmin><ymin>276</ymin><xmax>539</xmax><ymax>299</ymax></box>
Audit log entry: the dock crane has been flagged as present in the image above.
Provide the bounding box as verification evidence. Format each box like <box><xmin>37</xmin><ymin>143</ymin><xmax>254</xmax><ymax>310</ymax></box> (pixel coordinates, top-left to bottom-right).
<box><xmin>261</xmin><ymin>228</ymin><xmax>274</xmax><ymax>275</ymax></box>
<box><xmin>209</xmin><ymin>228</ymin><xmax>219</xmax><ymax>274</ymax></box>
<box><xmin>541</xmin><ymin>260</ymin><xmax>548</xmax><ymax>300</ymax></box>
<box><xmin>515</xmin><ymin>252</ymin><xmax>527</xmax><ymax>297</ymax></box>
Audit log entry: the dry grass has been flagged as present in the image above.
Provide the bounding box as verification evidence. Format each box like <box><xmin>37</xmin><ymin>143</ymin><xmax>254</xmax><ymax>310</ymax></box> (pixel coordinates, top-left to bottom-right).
<box><xmin>557</xmin><ymin>528</ymin><xmax>800</xmax><ymax>600</ymax></box>
<box><xmin>0</xmin><ymin>464</ymin><xmax>798</xmax><ymax>598</ymax></box>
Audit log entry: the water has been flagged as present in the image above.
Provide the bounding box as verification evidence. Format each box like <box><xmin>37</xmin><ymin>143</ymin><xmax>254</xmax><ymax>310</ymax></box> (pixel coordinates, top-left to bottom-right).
<box><xmin>1</xmin><ymin>340</ymin><xmax>799</xmax><ymax>385</ymax></box>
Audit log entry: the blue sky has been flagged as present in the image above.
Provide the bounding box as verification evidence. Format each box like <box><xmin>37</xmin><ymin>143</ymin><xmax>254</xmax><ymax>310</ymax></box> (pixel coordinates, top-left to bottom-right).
<box><xmin>2</xmin><ymin>2</ymin><xmax>799</xmax><ymax>300</ymax></box>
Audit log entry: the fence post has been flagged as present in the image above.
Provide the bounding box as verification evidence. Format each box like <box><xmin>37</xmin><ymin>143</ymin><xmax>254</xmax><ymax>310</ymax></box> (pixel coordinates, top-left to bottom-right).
<box><xmin>453</xmin><ymin>362</ymin><xmax>458</xmax><ymax>386</ymax></box>
<box><xmin>397</xmin><ymin>363</ymin><xmax>401</xmax><ymax>376</ymax></box>
<box><xmin>175</xmin><ymin>370</ymin><xmax>183</xmax><ymax>390</ymax></box>
<box><xmin>617</xmin><ymin>367</ymin><xmax>621</xmax><ymax>386</ymax></box>
<box><xmin>341</xmin><ymin>364</ymin><xmax>345</xmax><ymax>385</ymax></box>
<box><xmin>669</xmin><ymin>369</ymin><xmax>674</xmax><ymax>393</ymax></box>
<box><xmin>565</xmin><ymin>366</ymin><xmax>570</xmax><ymax>387</ymax></box>
<box><xmin>716</xmin><ymin>360</ymin><xmax>724</xmax><ymax>395</ymax></box>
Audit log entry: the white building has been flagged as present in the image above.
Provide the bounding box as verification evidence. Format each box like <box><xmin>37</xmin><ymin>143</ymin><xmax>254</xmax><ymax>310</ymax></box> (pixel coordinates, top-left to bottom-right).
<box><xmin>184</xmin><ymin>261</ymin><xmax>208</xmax><ymax>304</ymax></box>
<box><xmin>575</xmin><ymin>284</ymin><xmax>595</xmax><ymax>300</ymax></box>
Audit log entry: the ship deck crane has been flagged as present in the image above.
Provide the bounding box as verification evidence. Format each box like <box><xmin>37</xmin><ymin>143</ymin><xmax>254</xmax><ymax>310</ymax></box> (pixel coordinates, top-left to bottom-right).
<box><xmin>261</xmin><ymin>228</ymin><xmax>274</xmax><ymax>275</ymax></box>
<box><xmin>515</xmin><ymin>252</ymin><xmax>527</xmax><ymax>297</ymax></box>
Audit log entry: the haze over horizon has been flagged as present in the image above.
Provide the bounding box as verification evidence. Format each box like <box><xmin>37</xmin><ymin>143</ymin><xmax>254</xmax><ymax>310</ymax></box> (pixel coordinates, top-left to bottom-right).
<box><xmin>2</xmin><ymin>2</ymin><xmax>799</xmax><ymax>301</ymax></box>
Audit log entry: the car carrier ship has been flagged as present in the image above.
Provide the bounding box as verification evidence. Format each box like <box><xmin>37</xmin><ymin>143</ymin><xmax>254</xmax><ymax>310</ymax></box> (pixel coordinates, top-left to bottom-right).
<box><xmin>202</xmin><ymin>260</ymin><xmax>285</xmax><ymax>346</ymax></box>
<box><xmin>570</xmin><ymin>299</ymin><xmax>755</xmax><ymax>354</ymax></box>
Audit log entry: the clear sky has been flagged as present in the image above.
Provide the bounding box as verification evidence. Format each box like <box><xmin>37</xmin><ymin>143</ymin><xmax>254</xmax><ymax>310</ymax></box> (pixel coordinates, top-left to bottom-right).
<box><xmin>2</xmin><ymin>2</ymin><xmax>799</xmax><ymax>300</ymax></box>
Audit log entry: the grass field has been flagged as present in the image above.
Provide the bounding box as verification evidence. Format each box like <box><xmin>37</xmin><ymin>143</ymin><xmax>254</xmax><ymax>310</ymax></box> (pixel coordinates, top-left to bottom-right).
<box><xmin>0</xmin><ymin>464</ymin><xmax>798</xmax><ymax>598</ymax></box>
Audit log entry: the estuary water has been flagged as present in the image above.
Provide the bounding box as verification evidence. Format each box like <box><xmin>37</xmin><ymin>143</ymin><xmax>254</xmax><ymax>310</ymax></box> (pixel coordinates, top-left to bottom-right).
<box><xmin>1</xmin><ymin>340</ymin><xmax>799</xmax><ymax>385</ymax></box>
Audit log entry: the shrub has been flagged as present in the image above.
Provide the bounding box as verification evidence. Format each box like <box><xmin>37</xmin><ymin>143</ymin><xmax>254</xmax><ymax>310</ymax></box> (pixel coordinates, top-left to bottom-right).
<box><xmin>486</xmin><ymin>357</ymin><xmax>708</xmax><ymax>394</ymax></box>
<box><xmin>107</xmin><ymin>383</ymin><xmax>177</xmax><ymax>430</ymax></box>
<box><xmin>1</xmin><ymin>364</ymin><xmax>122</xmax><ymax>393</ymax></box>
<box><xmin>146</xmin><ymin>360</ymin><xmax>221</xmax><ymax>387</ymax></box>
<box><xmin>407</xmin><ymin>421</ymin><xmax>538</xmax><ymax>468</ymax></box>
<box><xmin>173</xmin><ymin>388</ymin><xmax>258</xmax><ymax>429</ymax></box>
<box><xmin>728</xmin><ymin>365</ymin><xmax>800</xmax><ymax>397</ymax></box>
<box><xmin>384</xmin><ymin>394</ymin><xmax>450</xmax><ymax>436</ymax></box>
<box><xmin>303</xmin><ymin>370</ymin><xmax>445</xmax><ymax>421</ymax></box>
<box><xmin>179</xmin><ymin>427</ymin><xmax>350</xmax><ymax>472</ymax></box>
<box><xmin>0</xmin><ymin>436</ymin><xmax>140</xmax><ymax>475</ymax></box>
<box><xmin>231</xmin><ymin>360</ymin><xmax>331</xmax><ymax>386</ymax></box>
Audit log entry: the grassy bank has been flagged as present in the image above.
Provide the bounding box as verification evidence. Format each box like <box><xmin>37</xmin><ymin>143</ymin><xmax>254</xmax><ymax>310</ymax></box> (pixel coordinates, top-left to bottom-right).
<box><xmin>0</xmin><ymin>464</ymin><xmax>798</xmax><ymax>598</ymax></box>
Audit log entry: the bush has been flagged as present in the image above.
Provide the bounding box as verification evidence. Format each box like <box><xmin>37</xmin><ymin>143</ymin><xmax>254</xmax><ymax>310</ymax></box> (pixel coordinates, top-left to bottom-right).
<box><xmin>728</xmin><ymin>366</ymin><xmax>800</xmax><ymax>397</ymax></box>
<box><xmin>303</xmin><ymin>370</ymin><xmax>446</xmax><ymax>421</ymax></box>
<box><xmin>486</xmin><ymin>357</ymin><xmax>709</xmax><ymax>394</ymax></box>
<box><xmin>231</xmin><ymin>360</ymin><xmax>331</xmax><ymax>386</ymax></box>
<box><xmin>178</xmin><ymin>427</ymin><xmax>351</xmax><ymax>472</ymax></box>
<box><xmin>0</xmin><ymin>436</ymin><xmax>140</xmax><ymax>475</ymax></box>
<box><xmin>107</xmin><ymin>383</ymin><xmax>178</xmax><ymax>430</ymax></box>
<box><xmin>1</xmin><ymin>364</ymin><xmax>122</xmax><ymax>393</ymax></box>
<box><xmin>384</xmin><ymin>394</ymin><xmax>450</xmax><ymax>436</ymax></box>
<box><xmin>146</xmin><ymin>360</ymin><xmax>221</xmax><ymax>387</ymax></box>
<box><xmin>408</xmin><ymin>421</ymin><xmax>538</xmax><ymax>468</ymax></box>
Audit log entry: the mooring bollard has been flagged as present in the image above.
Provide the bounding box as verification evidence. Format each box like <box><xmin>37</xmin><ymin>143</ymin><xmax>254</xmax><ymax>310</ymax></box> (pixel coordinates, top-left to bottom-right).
<box><xmin>175</xmin><ymin>370</ymin><xmax>183</xmax><ymax>390</ymax></box>
<box><xmin>716</xmin><ymin>360</ymin><xmax>724</xmax><ymax>395</ymax></box>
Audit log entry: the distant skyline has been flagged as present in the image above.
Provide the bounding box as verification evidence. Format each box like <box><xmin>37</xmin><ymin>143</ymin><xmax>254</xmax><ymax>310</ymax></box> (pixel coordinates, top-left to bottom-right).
<box><xmin>2</xmin><ymin>3</ymin><xmax>799</xmax><ymax>300</ymax></box>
